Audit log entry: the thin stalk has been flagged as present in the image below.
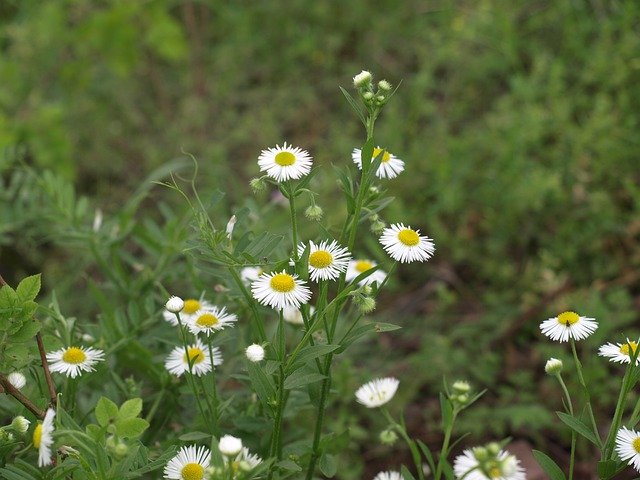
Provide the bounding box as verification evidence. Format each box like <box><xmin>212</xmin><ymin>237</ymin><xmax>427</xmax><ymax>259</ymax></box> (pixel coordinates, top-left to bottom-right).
<box><xmin>207</xmin><ymin>341</ymin><xmax>220</xmax><ymax>435</ymax></box>
<box><xmin>557</xmin><ymin>373</ymin><xmax>575</xmax><ymax>480</ymax></box>
<box><xmin>603</xmin><ymin>366</ymin><xmax>632</xmax><ymax>459</ymax></box>
<box><xmin>36</xmin><ymin>333</ymin><xmax>57</xmax><ymax>408</ymax></box>
<box><xmin>434</xmin><ymin>411</ymin><xmax>458</xmax><ymax>480</ymax></box>
<box><xmin>381</xmin><ymin>408</ymin><xmax>425</xmax><ymax>480</ymax></box>
<box><xmin>228</xmin><ymin>267</ymin><xmax>267</xmax><ymax>342</ymax></box>
<box><xmin>305</xmin><ymin>354</ymin><xmax>332</xmax><ymax>480</ymax></box>
<box><xmin>267</xmin><ymin>312</ymin><xmax>287</xmax><ymax>480</ymax></box>
<box><xmin>287</xmin><ymin>182</ymin><xmax>299</xmax><ymax>261</ymax></box>
<box><xmin>570</xmin><ymin>339</ymin><xmax>600</xmax><ymax>444</ymax></box>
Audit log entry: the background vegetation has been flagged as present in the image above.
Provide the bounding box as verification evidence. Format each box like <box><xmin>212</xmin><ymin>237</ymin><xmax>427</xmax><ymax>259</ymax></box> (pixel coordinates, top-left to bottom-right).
<box><xmin>1</xmin><ymin>0</ymin><xmax>639</xmax><ymax>477</ymax></box>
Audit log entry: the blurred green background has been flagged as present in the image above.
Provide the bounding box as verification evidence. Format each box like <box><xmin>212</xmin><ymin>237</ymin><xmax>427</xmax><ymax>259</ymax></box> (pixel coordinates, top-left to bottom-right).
<box><xmin>2</xmin><ymin>0</ymin><xmax>640</xmax><ymax>477</ymax></box>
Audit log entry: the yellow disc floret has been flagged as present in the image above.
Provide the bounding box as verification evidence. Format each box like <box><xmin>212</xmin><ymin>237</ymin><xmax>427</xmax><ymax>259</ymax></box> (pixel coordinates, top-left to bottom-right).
<box><xmin>183</xmin><ymin>299</ymin><xmax>201</xmax><ymax>314</ymax></box>
<box><xmin>33</xmin><ymin>424</ymin><xmax>42</xmax><ymax>448</ymax></box>
<box><xmin>398</xmin><ymin>229</ymin><xmax>420</xmax><ymax>246</ymax></box>
<box><xmin>181</xmin><ymin>463</ymin><xmax>205</xmax><ymax>480</ymax></box>
<box><xmin>275</xmin><ymin>151</ymin><xmax>296</xmax><ymax>166</ymax></box>
<box><xmin>373</xmin><ymin>147</ymin><xmax>392</xmax><ymax>163</ymax></box>
<box><xmin>633</xmin><ymin>437</ymin><xmax>640</xmax><ymax>454</ymax></box>
<box><xmin>270</xmin><ymin>273</ymin><xmax>295</xmax><ymax>293</ymax></box>
<box><xmin>196</xmin><ymin>313</ymin><xmax>219</xmax><ymax>328</ymax></box>
<box><xmin>620</xmin><ymin>341</ymin><xmax>639</xmax><ymax>357</ymax></box>
<box><xmin>557</xmin><ymin>311</ymin><xmax>580</xmax><ymax>326</ymax></box>
<box><xmin>62</xmin><ymin>347</ymin><xmax>87</xmax><ymax>364</ymax></box>
<box><xmin>355</xmin><ymin>260</ymin><xmax>374</xmax><ymax>272</ymax></box>
<box><xmin>184</xmin><ymin>347</ymin><xmax>205</xmax><ymax>364</ymax></box>
<box><xmin>309</xmin><ymin>250</ymin><xmax>333</xmax><ymax>269</ymax></box>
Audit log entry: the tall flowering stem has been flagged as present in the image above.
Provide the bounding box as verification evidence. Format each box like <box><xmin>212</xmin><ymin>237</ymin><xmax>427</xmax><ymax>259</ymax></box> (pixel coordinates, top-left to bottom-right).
<box><xmin>554</xmin><ymin>372</ymin><xmax>576</xmax><ymax>480</ymax></box>
<box><xmin>570</xmin><ymin>339</ymin><xmax>601</xmax><ymax>445</ymax></box>
<box><xmin>381</xmin><ymin>408</ymin><xmax>426</xmax><ymax>480</ymax></box>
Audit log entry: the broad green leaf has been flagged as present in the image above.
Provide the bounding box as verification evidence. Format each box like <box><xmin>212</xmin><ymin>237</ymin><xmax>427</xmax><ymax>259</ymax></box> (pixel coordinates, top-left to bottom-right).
<box><xmin>286</xmin><ymin>344</ymin><xmax>339</xmax><ymax>373</ymax></box>
<box><xmin>283</xmin><ymin>367</ymin><xmax>326</xmax><ymax>390</ymax></box>
<box><xmin>95</xmin><ymin>397</ymin><xmax>119</xmax><ymax>427</ymax></box>
<box><xmin>557</xmin><ymin>411</ymin><xmax>601</xmax><ymax>447</ymax></box>
<box><xmin>247</xmin><ymin>362</ymin><xmax>276</xmax><ymax>414</ymax></box>
<box><xmin>9</xmin><ymin>318</ymin><xmax>40</xmax><ymax>342</ymax></box>
<box><xmin>179</xmin><ymin>431</ymin><xmax>211</xmax><ymax>441</ymax></box>
<box><xmin>597</xmin><ymin>460</ymin><xmax>619</xmax><ymax>480</ymax></box>
<box><xmin>319</xmin><ymin>453</ymin><xmax>337</xmax><ymax>478</ymax></box>
<box><xmin>16</xmin><ymin>274</ymin><xmax>41</xmax><ymax>302</ymax></box>
<box><xmin>118</xmin><ymin>398</ymin><xmax>143</xmax><ymax>419</ymax></box>
<box><xmin>532</xmin><ymin>450</ymin><xmax>566</xmax><ymax>480</ymax></box>
<box><xmin>115</xmin><ymin>417</ymin><xmax>149</xmax><ymax>438</ymax></box>
<box><xmin>276</xmin><ymin>459</ymin><xmax>301</xmax><ymax>472</ymax></box>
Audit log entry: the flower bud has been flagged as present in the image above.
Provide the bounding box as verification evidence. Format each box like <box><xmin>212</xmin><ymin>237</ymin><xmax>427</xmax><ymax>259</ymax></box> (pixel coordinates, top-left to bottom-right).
<box><xmin>545</xmin><ymin>358</ymin><xmax>563</xmax><ymax>375</ymax></box>
<box><xmin>250</xmin><ymin>177</ymin><xmax>266</xmax><ymax>194</ymax></box>
<box><xmin>245</xmin><ymin>344</ymin><xmax>265</xmax><ymax>363</ymax></box>
<box><xmin>379</xmin><ymin>428</ymin><xmax>398</xmax><ymax>445</ymax></box>
<box><xmin>363</xmin><ymin>92</ymin><xmax>374</xmax><ymax>101</ymax></box>
<box><xmin>378</xmin><ymin>80</ymin><xmax>392</xmax><ymax>91</ymax></box>
<box><xmin>219</xmin><ymin>434</ymin><xmax>243</xmax><ymax>456</ymax></box>
<box><xmin>304</xmin><ymin>205</ymin><xmax>324</xmax><ymax>221</ymax></box>
<box><xmin>10</xmin><ymin>416</ymin><xmax>30</xmax><ymax>434</ymax></box>
<box><xmin>226</xmin><ymin>215</ymin><xmax>237</xmax><ymax>239</ymax></box>
<box><xmin>452</xmin><ymin>380</ymin><xmax>471</xmax><ymax>394</ymax></box>
<box><xmin>487</xmin><ymin>442</ymin><xmax>501</xmax><ymax>456</ymax></box>
<box><xmin>358</xmin><ymin>297</ymin><xmax>376</xmax><ymax>314</ymax></box>
<box><xmin>353</xmin><ymin>70</ymin><xmax>372</xmax><ymax>88</ymax></box>
<box><xmin>165</xmin><ymin>296</ymin><xmax>184</xmax><ymax>314</ymax></box>
<box><xmin>7</xmin><ymin>372</ymin><xmax>26</xmax><ymax>390</ymax></box>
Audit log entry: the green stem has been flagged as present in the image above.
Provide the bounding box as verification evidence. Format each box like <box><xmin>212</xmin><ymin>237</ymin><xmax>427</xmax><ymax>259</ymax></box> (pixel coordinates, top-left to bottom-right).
<box><xmin>305</xmin><ymin>354</ymin><xmax>332</xmax><ymax>480</ymax></box>
<box><xmin>288</xmin><ymin>181</ymin><xmax>299</xmax><ymax>261</ymax></box>
<box><xmin>207</xmin><ymin>341</ymin><xmax>220</xmax><ymax>435</ymax></box>
<box><xmin>267</xmin><ymin>312</ymin><xmax>287</xmax><ymax>480</ymax></box>
<box><xmin>228</xmin><ymin>267</ymin><xmax>267</xmax><ymax>342</ymax></box>
<box><xmin>382</xmin><ymin>408</ymin><xmax>425</xmax><ymax>480</ymax></box>
<box><xmin>434</xmin><ymin>411</ymin><xmax>458</xmax><ymax>480</ymax></box>
<box><xmin>557</xmin><ymin>374</ymin><xmax>575</xmax><ymax>480</ymax></box>
<box><xmin>603</xmin><ymin>365</ymin><xmax>632</xmax><ymax>459</ymax></box>
<box><xmin>570</xmin><ymin>339</ymin><xmax>600</xmax><ymax>445</ymax></box>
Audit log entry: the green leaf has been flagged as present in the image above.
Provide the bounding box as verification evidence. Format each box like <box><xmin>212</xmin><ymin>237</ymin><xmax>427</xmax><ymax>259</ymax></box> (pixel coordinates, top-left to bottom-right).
<box><xmin>118</xmin><ymin>398</ymin><xmax>143</xmax><ymax>419</ymax></box>
<box><xmin>16</xmin><ymin>274</ymin><xmax>41</xmax><ymax>302</ymax></box>
<box><xmin>95</xmin><ymin>397</ymin><xmax>119</xmax><ymax>427</ymax></box>
<box><xmin>276</xmin><ymin>459</ymin><xmax>301</xmax><ymax>472</ymax></box>
<box><xmin>532</xmin><ymin>450</ymin><xmax>566</xmax><ymax>480</ymax></box>
<box><xmin>339</xmin><ymin>86</ymin><xmax>366</xmax><ymax>125</ymax></box>
<box><xmin>247</xmin><ymin>362</ymin><xmax>276</xmax><ymax>415</ymax></box>
<box><xmin>319</xmin><ymin>453</ymin><xmax>337</xmax><ymax>478</ymax></box>
<box><xmin>86</xmin><ymin>423</ymin><xmax>104</xmax><ymax>442</ymax></box>
<box><xmin>115</xmin><ymin>417</ymin><xmax>149</xmax><ymax>438</ymax></box>
<box><xmin>417</xmin><ymin>439</ymin><xmax>437</xmax><ymax>473</ymax></box>
<box><xmin>286</xmin><ymin>344</ymin><xmax>339</xmax><ymax>373</ymax></box>
<box><xmin>337</xmin><ymin>322</ymin><xmax>401</xmax><ymax>353</ymax></box>
<box><xmin>440</xmin><ymin>393</ymin><xmax>453</xmax><ymax>430</ymax></box>
<box><xmin>9</xmin><ymin>318</ymin><xmax>40</xmax><ymax>342</ymax></box>
<box><xmin>283</xmin><ymin>367</ymin><xmax>326</xmax><ymax>390</ymax></box>
<box><xmin>557</xmin><ymin>411</ymin><xmax>601</xmax><ymax>447</ymax></box>
<box><xmin>400</xmin><ymin>465</ymin><xmax>417</xmax><ymax>480</ymax></box>
<box><xmin>597</xmin><ymin>460</ymin><xmax>619</xmax><ymax>480</ymax></box>
<box><xmin>179</xmin><ymin>431</ymin><xmax>211</xmax><ymax>442</ymax></box>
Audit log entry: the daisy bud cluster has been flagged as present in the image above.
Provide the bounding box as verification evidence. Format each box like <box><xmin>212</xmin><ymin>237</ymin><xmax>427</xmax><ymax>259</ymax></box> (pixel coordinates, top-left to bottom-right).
<box><xmin>450</xmin><ymin>380</ymin><xmax>472</xmax><ymax>408</ymax></box>
<box><xmin>453</xmin><ymin>444</ymin><xmax>525</xmax><ymax>480</ymax></box>
<box><xmin>352</xmin><ymin>70</ymin><xmax>393</xmax><ymax>108</ymax></box>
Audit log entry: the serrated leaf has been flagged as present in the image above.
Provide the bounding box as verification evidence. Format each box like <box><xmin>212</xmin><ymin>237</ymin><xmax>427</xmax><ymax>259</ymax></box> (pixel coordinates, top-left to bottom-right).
<box><xmin>557</xmin><ymin>411</ymin><xmax>601</xmax><ymax>447</ymax></box>
<box><xmin>9</xmin><ymin>318</ymin><xmax>40</xmax><ymax>342</ymax></box>
<box><xmin>115</xmin><ymin>417</ymin><xmax>149</xmax><ymax>438</ymax></box>
<box><xmin>95</xmin><ymin>397</ymin><xmax>119</xmax><ymax>427</ymax></box>
<box><xmin>16</xmin><ymin>274</ymin><xmax>41</xmax><ymax>302</ymax></box>
<box><xmin>319</xmin><ymin>453</ymin><xmax>337</xmax><ymax>478</ymax></box>
<box><xmin>532</xmin><ymin>450</ymin><xmax>566</xmax><ymax>480</ymax></box>
<box><xmin>118</xmin><ymin>398</ymin><xmax>143</xmax><ymax>419</ymax></box>
<box><xmin>283</xmin><ymin>367</ymin><xmax>326</xmax><ymax>390</ymax></box>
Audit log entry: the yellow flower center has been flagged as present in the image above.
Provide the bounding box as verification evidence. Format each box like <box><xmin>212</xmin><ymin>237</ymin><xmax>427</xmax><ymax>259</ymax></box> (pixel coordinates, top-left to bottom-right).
<box><xmin>33</xmin><ymin>424</ymin><xmax>42</xmax><ymax>448</ymax></box>
<box><xmin>488</xmin><ymin>466</ymin><xmax>502</xmax><ymax>479</ymax></box>
<box><xmin>62</xmin><ymin>347</ymin><xmax>87</xmax><ymax>364</ymax></box>
<box><xmin>183</xmin><ymin>347</ymin><xmax>205</xmax><ymax>364</ymax></box>
<box><xmin>196</xmin><ymin>312</ymin><xmax>219</xmax><ymax>328</ymax></box>
<box><xmin>373</xmin><ymin>147</ymin><xmax>391</xmax><ymax>163</ymax></box>
<box><xmin>620</xmin><ymin>341</ymin><xmax>638</xmax><ymax>357</ymax></box>
<box><xmin>633</xmin><ymin>437</ymin><xmax>640</xmax><ymax>453</ymax></box>
<box><xmin>557</xmin><ymin>311</ymin><xmax>580</xmax><ymax>326</ymax></box>
<box><xmin>309</xmin><ymin>250</ymin><xmax>333</xmax><ymax>269</ymax></box>
<box><xmin>181</xmin><ymin>462</ymin><xmax>204</xmax><ymax>480</ymax></box>
<box><xmin>270</xmin><ymin>273</ymin><xmax>295</xmax><ymax>293</ymax></box>
<box><xmin>355</xmin><ymin>260</ymin><xmax>374</xmax><ymax>272</ymax></box>
<box><xmin>398</xmin><ymin>229</ymin><xmax>420</xmax><ymax>246</ymax></box>
<box><xmin>275</xmin><ymin>151</ymin><xmax>296</xmax><ymax>166</ymax></box>
<box><xmin>183</xmin><ymin>299</ymin><xmax>201</xmax><ymax>314</ymax></box>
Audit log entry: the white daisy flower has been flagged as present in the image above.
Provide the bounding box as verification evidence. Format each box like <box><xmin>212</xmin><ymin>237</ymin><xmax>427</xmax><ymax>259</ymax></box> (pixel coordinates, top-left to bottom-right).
<box><xmin>7</xmin><ymin>372</ymin><xmax>26</xmax><ymax>389</ymax></box>
<box><xmin>240</xmin><ymin>266</ymin><xmax>264</xmax><ymax>284</ymax></box>
<box><xmin>346</xmin><ymin>259</ymin><xmax>387</xmax><ymax>286</ymax></box>
<box><xmin>352</xmin><ymin>147</ymin><xmax>405</xmax><ymax>179</ymax></box>
<box><xmin>355</xmin><ymin>377</ymin><xmax>399</xmax><ymax>408</ymax></box>
<box><xmin>164</xmin><ymin>341</ymin><xmax>222</xmax><ymax>377</ymax></box>
<box><xmin>282</xmin><ymin>305</ymin><xmax>315</xmax><ymax>326</ymax></box>
<box><xmin>187</xmin><ymin>307</ymin><xmax>237</xmax><ymax>336</ymax></box>
<box><xmin>251</xmin><ymin>271</ymin><xmax>311</xmax><ymax>310</ymax></box>
<box><xmin>164</xmin><ymin>445</ymin><xmax>211</xmax><ymax>479</ymax></box>
<box><xmin>33</xmin><ymin>408</ymin><xmax>56</xmax><ymax>467</ymax></box>
<box><xmin>616</xmin><ymin>427</ymin><xmax>640</xmax><ymax>472</ymax></box>
<box><xmin>297</xmin><ymin>240</ymin><xmax>351</xmax><ymax>282</ymax></box>
<box><xmin>539</xmin><ymin>311</ymin><xmax>598</xmax><ymax>343</ymax></box>
<box><xmin>163</xmin><ymin>297</ymin><xmax>214</xmax><ymax>326</ymax></box>
<box><xmin>46</xmin><ymin>346</ymin><xmax>105</xmax><ymax>378</ymax></box>
<box><xmin>453</xmin><ymin>449</ymin><xmax>525</xmax><ymax>480</ymax></box>
<box><xmin>257</xmin><ymin>142</ymin><xmax>313</xmax><ymax>182</ymax></box>
<box><xmin>379</xmin><ymin>223</ymin><xmax>435</xmax><ymax>263</ymax></box>
<box><xmin>599</xmin><ymin>339</ymin><xmax>640</xmax><ymax>365</ymax></box>
<box><xmin>373</xmin><ymin>471</ymin><xmax>403</xmax><ymax>480</ymax></box>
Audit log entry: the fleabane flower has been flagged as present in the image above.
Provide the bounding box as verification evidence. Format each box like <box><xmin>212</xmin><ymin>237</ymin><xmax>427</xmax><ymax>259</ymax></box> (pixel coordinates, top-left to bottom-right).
<box><xmin>379</xmin><ymin>223</ymin><xmax>435</xmax><ymax>263</ymax></box>
<box><xmin>453</xmin><ymin>448</ymin><xmax>525</xmax><ymax>480</ymax></box>
<box><xmin>7</xmin><ymin>372</ymin><xmax>26</xmax><ymax>389</ymax></box>
<box><xmin>223</xmin><ymin>447</ymin><xmax>262</xmax><ymax>477</ymax></box>
<box><xmin>163</xmin><ymin>297</ymin><xmax>214</xmax><ymax>326</ymax></box>
<box><xmin>219</xmin><ymin>435</ymin><xmax>243</xmax><ymax>457</ymax></box>
<box><xmin>165</xmin><ymin>296</ymin><xmax>184</xmax><ymax>314</ymax></box>
<box><xmin>251</xmin><ymin>271</ymin><xmax>311</xmax><ymax>310</ymax></box>
<box><xmin>165</xmin><ymin>341</ymin><xmax>222</xmax><ymax>377</ymax></box>
<box><xmin>245</xmin><ymin>344</ymin><xmax>265</xmax><ymax>363</ymax></box>
<box><xmin>616</xmin><ymin>427</ymin><xmax>640</xmax><ymax>472</ymax></box>
<box><xmin>355</xmin><ymin>377</ymin><xmax>399</xmax><ymax>408</ymax></box>
<box><xmin>373</xmin><ymin>472</ymin><xmax>403</xmax><ymax>480</ymax></box>
<box><xmin>188</xmin><ymin>307</ymin><xmax>237</xmax><ymax>336</ymax></box>
<box><xmin>298</xmin><ymin>240</ymin><xmax>351</xmax><ymax>282</ymax></box>
<box><xmin>33</xmin><ymin>408</ymin><xmax>56</xmax><ymax>467</ymax></box>
<box><xmin>240</xmin><ymin>267</ymin><xmax>264</xmax><ymax>284</ymax></box>
<box><xmin>539</xmin><ymin>311</ymin><xmax>598</xmax><ymax>342</ymax></box>
<box><xmin>352</xmin><ymin>147</ymin><xmax>405</xmax><ymax>179</ymax></box>
<box><xmin>257</xmin><ymin>142</ymin><xmax>312</xmax><ymax>182</ymax></box>
<box><xmin>164</xmin><ymin>445</ymin><xmax>211</xmax><ymax>479</ymax></box>
<box><xmin>346</xmin><ymin>259</ymin><xmax>387</xmax><ymax>286</ymax></box>
<box><xmin>599</xmin><ymin>339</ymin><xmax>640</xmax><ymax>365</ymax></box>
<box><xmin>46</xmin><ymin>346</ymin><xmax>105</xmax><ymax>378</ymax></box>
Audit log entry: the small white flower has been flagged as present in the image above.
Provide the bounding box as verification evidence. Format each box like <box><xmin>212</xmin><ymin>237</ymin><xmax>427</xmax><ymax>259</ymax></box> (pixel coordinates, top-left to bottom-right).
<box><xmin>599</xmin><ymin>339</ymin><xmax>640</xmax><ymax>365</ymax></box>
<box><xmin>226</xmin><ymin>215</ymin><xmax>237</xmax><ymax>239</ymax></box>
<box><xmin>240</xmin><ymin>267</ymin><xmax>264</xmax><ymax>284</ymax></box>
<box><xmin>379</xmin><ymin>223</ymin><xmax>435</xmax><ymax>263</ymax></box>
<box><xmin>219</xmin><ymin>435</ymin><xmax>243</xmax><ymax>457</ymax></box>
<box><xmin>257</xmin><ymin>142</ymin><xmax>313</xmax><ymax>182</ymax></box>
<box><xmin>353</xmin><ymin>70</ymin><xmax>372</xmax><ymax>88</ymax></box>
<box><xmin>251</xmin><ymin>271</ymin><xmax>311</xmax><ymax>310</ymax></box>
<box><xmin>539</xmin><ymin>311</ymin><xmax>598</xmax><ymax>342</ymax></box>
<box><xmin>352</xmin><ymin>147</ymin><xmax>405</xmax><ymax>179</ymax></box>
<box><xmin>7</xmin><ymin>372</ymin><xmax>26</xmax><ymax>389</ymax></box>
<box><xmin>245</xmin><ymin>344</ymin><xmax>265</xmax><ymax>363</ymax></box>
<box><xmin>616</xmin><ymin>427</ymin><xmax>640</xmax><ymax>472</ymax></box>
<box><xmin>46</xmin><ymin>346</ymin><xmax>105</xmax><ymax>378</ymax></box>
<box><xmin>223</xmin><ymin>447</ymin><xmax>262</xmax><ymax>474</ymax></box>
<box><xmin>453</xmin><ymin>448</ymin><xmax>525</xmax><ymax>480</ymax></box>
<box><xmin>544</xmin><ymin>358</ymin><xmax>563</xmax><ymax>375</ymax></box>
<box><xmin>11</xmin><ymin>415</ymin><xmax>30</xmax><ymax>433</ymax></box>
<box><xmin>163</xmin><ymin>297</ymin><xmax>214</xmax><ymax>326</ymax></box>
<box><xmin>33</xmin><ymin>408</ymin><xmax>56</xmax><ymax>467</ymax></box>
<box><xmin>373</xmin><ymin>472</ymin><xmax>402</xmax><ymax>480</ymax></box>
<box><xmin>165</xmin><ymin>296</ymin><xmax>184</xmax><ymax>314</ymax></box>
<box><xmin>346</xmin><ymin>259</ymin><xmax>387</xmax><ymax>286</ymax></box>
<box><xmin>452</xmin><ymin>381</ymin><xmax>471</xmax><ymax>393</ymax></box>
<box><xmin>355</xmin><ymin>377</ymin><xmax>399</xmax><ymax>408</ymax></box>
<box><xmin>164</xmin><ymin>445</ymin><xmax>211</xmax><ymax>479</ymax></box>
<box><xmin>298</xmin><ymin>240</ymin><xmax>351</xmax><ymax>282</ymax></box>
<box><xmin>188</xmin><ymin>307</ymin><xmax>237</xmax><ymax>336</ymax></box>
<box><xmin>164</xmin><ymin>341</ymin><xmax>222</xmax><ymax>377</ymax></box>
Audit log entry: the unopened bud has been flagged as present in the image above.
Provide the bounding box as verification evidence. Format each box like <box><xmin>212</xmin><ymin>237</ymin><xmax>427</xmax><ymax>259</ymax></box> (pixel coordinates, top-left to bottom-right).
<box><xmin>7</xmin><ymin>372</ymin><xmax>26</xmax><ymax>390</ymax></box>
<box><xmin>363</xmin><ymin>92</ymin><xmax>374</xmax><ymax>101</ymax></box>
<box><xmin>353</xmin><ymin>70</ymin><xmax>372</xmax><ymax>88</ymax></box>
<box><xmin>452</xmin><ymin>381</ymin><xmax>471</xmax><ymax>394</ymax></box>
<box><xmin>545</xmin><ymin>358</ymin><xmax>563</xmax><ymax>375</ymax></box>
<box><xmin>379</xmin><ymin>428</ymin><xmax>398</xmax><ymax>445</ymax></box>
<box><xmin>165</xmin><ymin>296</ymin><xmax>184</xmax><ymax>314</ymax></box>
<box><xmin>304</xmin><ymin>205</ymin><xmax>323</xmax><ymax>221</ymax></box>
<box><xmin>378</xmin><ymin>80</ymin><xmax>392</xmax><ymax>91</ymax></box>
<box><xmin>10</xmin><ymin>416</ymin><xmax>30</xmax><ymax>434</ymax></box>
<box><xmin>250</xmin><ymin>177</ymin><xmax>266</xmax><ymax>194</ymax></box>
<box><xmin>358</xmin><ymin>297</ymin><xmax>376</xmax><ymax>314</ymax></box>
<box><xmin>226</xmin><ymin>215</ymin><xmax>237</xmax><ymax>239</ymax></box>
<box><xmin>487</xmin><ymin>442</ymin><xmax>501</xmax><ymax>456</ymax></box>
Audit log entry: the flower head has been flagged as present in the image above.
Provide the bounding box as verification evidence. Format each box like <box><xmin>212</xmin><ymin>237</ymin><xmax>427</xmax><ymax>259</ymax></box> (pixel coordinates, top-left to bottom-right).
<box><xmin>251</xmin><ymin>271</ymin><xmax>311</xmax><ymax>310</ymax></box>
<box><xmin>616</xmin><ymin>427</ymin><xmax>640</xmax><ymax>472</ymax></box>
<box><xmin>7</xmin><ymin>372</ymin><xmax>26</xmax><ymax>389</ymax></box>
<box><xmin>164</xmin><ymin>445</ymin><xmax>211</xmax><ymax>479</ymax></box>
<box><xmin>165</xmin><ymin>296</ymin><xmax>184</xmax><ymax>314</ymax></box>
<box><xmin>599</xmin><ymin>339</ymin><xmax>640</xmax><ymax>365</ymax></box>
<box><xmin>346</xmin><ymin>259</ymin><xmax>387</xmax><ymax>286</ymax></box>
<box><xmin>165</xmin><ymin>341</ymin><xmax>222</xmax><ymax>377</ymax></box>
<box><xmin>352</xmin><ymin>147</ymin><xmax>405</xmax><ymax>179</ymax></box>
<box><xmin>219</xmin><ymin>435</ymin><xmax>243</xmax><ymax>457</ymax></box>
<box><xmin>453</xmin><ymin>447</ymin><xmax>525</xmax><ymax>480</ymax></box>
<box><xmin>33</xmin><ymin>408</ymin><xmax>56</xmax><ymax>467</ymax></box>
<box><xmin>187</xmin><ymin>307</ymin><xmax>237</xmax><ymax>336</ymax></box>
<box><xmin>539</xmin><ymin>311</ymin><xmax>598</xmax><ymax>342</ymax></box>
<box><xmin>298</xmin><ymin>240</ymin><xmax>351</xmax><ymax>282</ymax></box>
<box><xmin>46</xmin><ymin>346</ymin><xmax>105</xmax><ymax>378</ymax></box>
<box><xmin>163</xmin><ymin>297</ymin><xmax>214</xmax><ymax>326</ymax></box>
<box><xmin>245</xmin><ymin>344</ymin><xmax>265</xmax><ymax>363</ymax></box>
<box><xmin>355</xmin><ymin>377</ymin><xmax>399</xmax><ymax>408</ymax></box>
<box><xmin>353</xmin><ymin>70</ymin><xmax>372</xmax><ymax>88</ymax></box>
<box><xmin>240</xmin><ymin>267</ymin><xmax>264</xmax><ymax>284</ymax></box>
<box><xmin>373</xmin><ymin>472</ymin><xmax>402</xmax><ymax>480</ymax></box>
<box><xmin>257</xmin><ymin>142</ymin><xmax>313</xmax><ymax>182</ymax></box>
<box><xmin>11</xmin><ymin>416</ymin><xmax>30</xmax><ymax>434</ymax></box>
<box><xmin>544</xmin><ymin>358</ymin><xmax>563</xmax><ymax>375</ymax></box>
<box><xmin>379</xmin><ymin>223</ymin><xmax>435</xmax><ymax>263</ymax></box>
